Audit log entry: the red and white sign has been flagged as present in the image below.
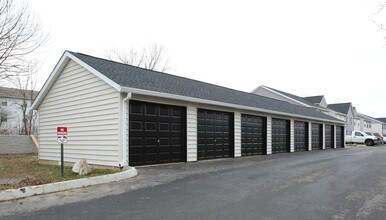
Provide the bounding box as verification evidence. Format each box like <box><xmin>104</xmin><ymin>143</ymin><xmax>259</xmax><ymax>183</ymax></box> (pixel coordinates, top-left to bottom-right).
<box><xmin>57</xmin><ymin>127</ymin><xmax>68</xmax><ymax>144</ymax></box>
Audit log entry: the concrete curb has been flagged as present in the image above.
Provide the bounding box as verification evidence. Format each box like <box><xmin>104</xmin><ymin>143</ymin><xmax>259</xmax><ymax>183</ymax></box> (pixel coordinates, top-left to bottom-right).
<box><xmin>0</xmin><ymin>167</ymin><xmax>137</xmax><ymax>202</ymax></box>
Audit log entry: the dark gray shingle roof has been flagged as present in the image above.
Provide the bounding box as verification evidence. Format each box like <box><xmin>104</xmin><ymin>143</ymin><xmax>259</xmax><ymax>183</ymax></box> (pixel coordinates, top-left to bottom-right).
<box><xmin>304</xmin><ymin>95</ymin><xmax>324</xmax><ymax>104</ymax></box>
<box><xmin>70</xmin><ymin>51</ymin><xmax>343</xmax><ymax>123</ymax></box>
<box><xmin>263</xmin><ymin>86</ymin><xmax>316</xmax><ymax>106</ymax></box>
<box><xmin>327</xmin><ymin>103</ymin><xmax>352</xmax><ymax>115</ymax></box>
<box><xmin>376</xmin><ymin>118</ymin><xmax>386</xmax><ymax>123</ymax></box>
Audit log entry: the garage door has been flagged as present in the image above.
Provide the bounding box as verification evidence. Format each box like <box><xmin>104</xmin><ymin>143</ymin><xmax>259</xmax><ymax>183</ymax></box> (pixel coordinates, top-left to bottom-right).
<box><xmin>129</xmin><ymin>100</ymin><xmax>186</xmax><ymax>166</ymax></box>
<box><xmin>241</xmin><ymin>114</ymin><xmax>266</xmax><ymax>156</ymax></box>
<box><xmin>312</xmin><ymin>123</ymin><xmax>323</xmax><ymax>150</ymax></box>
<box><xmin>197</xmin><ymin>109</ymin><xmax>234</xmax><ymax>160</ymax></box>
<box><xmin>336</xmin><ymin>126</ymin><xmax>344</xmax><ymax>148</ymax></box>
<box><xmin>272</xmin><ymin>118</ymin><xmax>290</xmax><ymax>153</ymax></box>
<box><xmin>325</xmin><ymin>124</ymin><xmax>334</xmax><ymax>148</ymax></box>
<box><xmin>294</xmin><ymin>121</ymin><xmax>308</xmax><ymax>152</ymax></box>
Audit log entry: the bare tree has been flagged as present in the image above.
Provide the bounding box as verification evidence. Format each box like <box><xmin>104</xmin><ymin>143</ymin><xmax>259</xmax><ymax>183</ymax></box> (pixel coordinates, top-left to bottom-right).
<box><xmin>105</xmin><ymin>44</ymin><xmax>170</xmax><ymax>72</ymax></box>
<box><xmin>10</xmin><ymin>70</ymin><xmax>37</xmax><ymax>135</ymax></box>
<box><xmin>372</xmin><ymin>2</ymin><xmax>385</xmax><ymax>29</ymax></box>
<box><xmin>0</xmin><ymin>108</ymin><xmax>8</xmax><ymax>128</ymax></box>
<box><xmin>372</xmin><ymin>0</ymin><xmax>386</xmax><ymax>43</ymax></box>
<box><xmin>0</xmin><ymin>0</ymin><xmax>48</xmax><ymax>80</ymax></box>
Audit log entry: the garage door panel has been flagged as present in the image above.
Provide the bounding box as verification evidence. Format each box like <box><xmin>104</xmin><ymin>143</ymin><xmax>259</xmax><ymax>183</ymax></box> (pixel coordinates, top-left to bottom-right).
<box><xmin>173</xmin><ymin>108</ymin><xmax>182</xmax><ymax>115</ymax></box>
<box><xmin>336</xmin><ymin>126</ymin><xmax>344</xmax><ymax>148</ymax></box>
<box><xmin>159</xmin><ymin>123</ymin><xmax>170</xmax><ymax>132</ymax></box>
<box><xmin>129</xmin><ymin>100</ymin><xmax>186</xmax><ymax>166</ymax></box>
<box><xmin>145</xmin><ymin>153</ymin><xmax>157</xmax><ymax>162</ymax></box>
<box><xmin>130</xmin><ymin>104</ymin><xmax>142</xmax><ymax>114</ymax></box>
<box><xmin>130</xmin><ymin>121</ymin><xmax>142</xmax><ymax>131</ymax></box>
<box><xmin>159</xmin><ymin>154</ymin><xmax>170</xmax><ymax>162</ymax></box>
<box><xmin>145</xmin><ymin>105</ymin><xmax>156</xmax><ymax>116</ymax></box>
<box><xmin>294</xmin><ymin>121</ymin><xmax>308</xmax><ymax>152</ymax></box>
<box><xmin>241</xmin><ymin>114</ymin><xmax>266</xmax><ymax>156</ymax></box>
<box><xmin>272</xmin><ymin>118</ymin><xmax>290</xmax><ymax>153</ymax></box>
<box><xmin>215</xmin><ymin>126</ymin><xmax>223</xmax><ymax>133</ymax></box>
<box><xmin>206</xmin><ymin>125</ymin><xmax>214</xmax><ymax>133</ymax></box>
<box><xmin>312</xmin><ymin>123</ymin><xmax>323</xmax><ymax>150</ymax></box>
<box><xmin>325</xmin><ymin>125</ymin><xmax>334</xmax><ymax>148</ymax></box>
<box><xmin>197</xmin><ymin>109</ymin><xmax>234</xmax><ymax>160</ymax></box>
<box><xmin>171</xmin><ymin>123</ymin><xmax>182</xmax><ymax>132</ymax></box>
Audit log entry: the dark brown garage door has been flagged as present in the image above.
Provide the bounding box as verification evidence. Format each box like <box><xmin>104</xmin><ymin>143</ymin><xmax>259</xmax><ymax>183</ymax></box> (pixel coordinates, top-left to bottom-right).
<box><xmin>272</xmin><ymin>118</ymin><xmax>290</xmax><ymax>153</ymax></box>
<box><xmin>241</xmin><ymin>114</ymin><xmax>266</xmax><ymax>156</ymax></box>
<box><xmin>129</xmin><ymin>100</ymin><xmax>186</xmax><ymax>166</ymax></box>
<box><xmin>294</xmin><ymin>121</ymin><xmax>308</xmax><ymax>152</ymax></box>
<box><xmin>312</xmin><ymin>123</ymin><xmax>323</xmax><ymax>150</ymax></box>
<box><xmin>325</xmin><ymin>124</ymin><xmax>334</xmax><ymax>148</ymax></box>
<box><xmin>336</xmin><ymin>126</ymin><xmax>344</xmax><ymax>148</ymax></box>
<box><xmin>197</xmin><ymin>109</ymin><xmax>234</xmax><ymax>160</ymax></box>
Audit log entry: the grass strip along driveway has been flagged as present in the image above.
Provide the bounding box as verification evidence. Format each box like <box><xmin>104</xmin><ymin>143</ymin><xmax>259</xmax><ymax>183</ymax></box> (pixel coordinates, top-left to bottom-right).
<box><xmin>0</xmin><ymin>154</ymin><xmax>119</xmax><ymax>191</ymax></box>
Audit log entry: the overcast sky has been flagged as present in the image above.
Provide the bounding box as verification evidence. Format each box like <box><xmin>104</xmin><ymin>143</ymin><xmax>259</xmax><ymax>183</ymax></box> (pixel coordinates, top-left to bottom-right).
<box><xmin>28</xmin><ymin>0</ymin><xmax>386</xmax><ymax>117</ymax></box>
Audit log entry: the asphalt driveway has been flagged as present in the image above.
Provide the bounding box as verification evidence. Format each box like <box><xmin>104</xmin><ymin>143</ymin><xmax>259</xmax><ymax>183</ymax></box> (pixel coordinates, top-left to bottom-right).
<box><xmin>2</xmin><ymin>146</ymin><xmax>386</xmax><ymax>219</ymax></box>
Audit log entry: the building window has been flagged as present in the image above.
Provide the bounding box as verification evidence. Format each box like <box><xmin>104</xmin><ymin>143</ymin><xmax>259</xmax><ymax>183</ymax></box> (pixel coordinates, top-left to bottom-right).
<box><xmin>1</xmin><ymin>101</ymin><xmax>6</xmax><ymax>106</ymax></box>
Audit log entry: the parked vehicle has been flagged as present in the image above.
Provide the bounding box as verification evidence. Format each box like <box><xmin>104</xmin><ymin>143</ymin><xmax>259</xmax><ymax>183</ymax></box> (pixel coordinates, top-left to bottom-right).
<box><xmin>364</xmin><ymin>132</ymin><xmax>382</xmax><ymax>145</ymax></box>
<box><xmin>346</xmin><ymin>131</ymin><xmax>378</xmax><ymax>146</ymax></box>
<box><xmin>371</xmin><ymin>132</ymin><xmax>384</xmax><ymax>144</ymax></box>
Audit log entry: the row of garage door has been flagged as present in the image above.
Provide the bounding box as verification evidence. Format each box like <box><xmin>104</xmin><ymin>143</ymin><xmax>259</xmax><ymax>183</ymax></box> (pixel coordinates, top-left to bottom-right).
<box><xmin>129</xmin><ymin>101</ymin><xmax>344</xmax><ymax>166</ymax></box>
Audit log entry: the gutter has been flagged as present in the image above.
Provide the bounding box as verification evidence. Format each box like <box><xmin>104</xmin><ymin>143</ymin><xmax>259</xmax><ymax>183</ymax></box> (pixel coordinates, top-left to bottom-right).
<box><xmin>120</xmin><ymin>92</ymin><xmax>132</xmax><ymax>167</ymax></box>
<box><xmin>120</xmin><ymin>87</ymin><xmax>345</xmax><ymax>125</ymax></box>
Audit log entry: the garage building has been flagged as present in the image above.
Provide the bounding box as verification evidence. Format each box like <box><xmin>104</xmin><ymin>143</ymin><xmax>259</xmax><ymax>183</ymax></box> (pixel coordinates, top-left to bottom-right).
<box><xmin>32</xmin><ymin>51</ymin><xmax>346</xmax><ymax>167</ymax></box>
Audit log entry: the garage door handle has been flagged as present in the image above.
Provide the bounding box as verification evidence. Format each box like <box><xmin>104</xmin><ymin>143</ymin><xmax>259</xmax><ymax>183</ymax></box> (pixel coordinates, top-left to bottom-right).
<box><xmin>157</xmin><ymin>139</ymin><xmax>160</xmax><ymax>143</ymax></box>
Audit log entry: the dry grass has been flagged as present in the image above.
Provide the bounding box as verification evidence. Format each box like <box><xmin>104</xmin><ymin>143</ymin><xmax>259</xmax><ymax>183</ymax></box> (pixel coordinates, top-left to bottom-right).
<box><xmin>0</xmin><ymin>154</ymin><xmax>119</xmax><ymax>191</ymax></box>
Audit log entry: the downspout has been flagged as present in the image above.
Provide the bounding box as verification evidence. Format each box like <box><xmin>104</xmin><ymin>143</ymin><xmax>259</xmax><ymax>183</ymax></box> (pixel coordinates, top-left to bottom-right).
<box><xmin>120</xmin><ymin>92</ymin><xmax>132</xmax><ymax>168</ymax></box>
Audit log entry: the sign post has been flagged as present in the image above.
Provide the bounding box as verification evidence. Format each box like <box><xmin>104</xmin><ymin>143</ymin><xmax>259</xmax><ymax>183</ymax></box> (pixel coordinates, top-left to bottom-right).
<box><xmin>57</xmin><ymin>127</ymin><xmax>68</xmax><ymax>177</ymax></box>
<box><xmin>61</xmin><ymin>142</ymin><xmax>64</xmax><ymax>177</ymax></box>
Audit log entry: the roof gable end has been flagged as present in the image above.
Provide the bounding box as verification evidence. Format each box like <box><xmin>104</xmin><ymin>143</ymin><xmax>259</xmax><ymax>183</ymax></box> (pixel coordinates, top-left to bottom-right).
<box><xmin>254</xmin><ymin>85</ymin><xmax>311</xmax><ymax>107</ymax></box>
<box><xmin>31</xmin><ymin>51</ymin><xmax>121</xmax><ymax>109</ymax></box>
<box><xmin>327</xmin><ymin>103</ymin><xmax>352</xmax><ymax>115</ymax></box>
<box><xmin>303</xmin><ymin>95</ymin><xmax>324</xmax><ymax>104</ymax></box>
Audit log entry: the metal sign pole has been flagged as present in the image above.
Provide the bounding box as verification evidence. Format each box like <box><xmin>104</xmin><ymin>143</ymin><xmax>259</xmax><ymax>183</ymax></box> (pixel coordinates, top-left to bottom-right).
<box><xmin>61</xmin><ymin>143</ymin><xmax>64</xmax><ymax>177</ymax></box>
<box><xmin>57</xmin><ymin>126</ymin><xmax>68</xmax><ymax>177</ymax></box>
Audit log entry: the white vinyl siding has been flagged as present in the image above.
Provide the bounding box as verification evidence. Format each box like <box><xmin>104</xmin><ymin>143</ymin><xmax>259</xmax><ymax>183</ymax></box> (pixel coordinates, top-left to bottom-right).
<box><xmin>266</xmin><ymin>116</ymin><xmax>272</xmax><ymax>154</ymax></box>
<box><xmin>333</xmin><ymin>125</ymin><xmax>337</xmax><ymax>148</ymax></box>
<box><xmin>290</xmin><ymin>119</ymin><xmax>294</xmax><ymax>152</ymax></box>
<box><xmin>308</xmin><ymin>121</ymin><xmax>312</xmax><ymax>151</ymax></box>
<box><xmin>38</xmin><ymin>60</ymin><xmax>121</xmax><ymax>166</ymax></box>
<box><xmin>187</xmin><ymin>106</ymin><xmax>197</xmax><ymax>162</ymax></box>
<box><xmin>234</xmin><ymin>112</ymin><xmax>241</xmax><ymax>157</ymax></box>
<box><xmin>322</xmin><ymin>123</ymin><xmax>326</xmax><ymax>150</ymax></box>
<box><xmin>343</xmin><ymin>127</ymin><xmax>346</xmax><ymax>148</ymax></box>
<box><xmin>125</xmin><ymin>96</ymin><xmax>129</xmax><ymax>166</ymax></box>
